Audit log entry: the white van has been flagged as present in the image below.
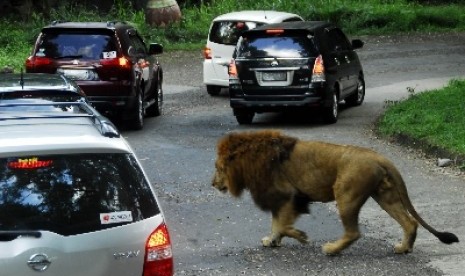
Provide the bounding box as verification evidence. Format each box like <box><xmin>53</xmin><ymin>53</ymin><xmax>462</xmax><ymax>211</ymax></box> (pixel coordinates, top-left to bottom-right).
<box><xmin>202</xmin><ymin>10</ymin><xmax>303</xmax><ymax>95</ymax></box>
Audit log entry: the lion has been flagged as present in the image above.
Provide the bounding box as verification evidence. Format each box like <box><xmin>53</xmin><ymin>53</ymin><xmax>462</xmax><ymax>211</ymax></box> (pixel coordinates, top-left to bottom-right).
<box><xmin>211</xmin><ymin>130</ymin><xmax>459</xmax><ymax>255</ymax></box>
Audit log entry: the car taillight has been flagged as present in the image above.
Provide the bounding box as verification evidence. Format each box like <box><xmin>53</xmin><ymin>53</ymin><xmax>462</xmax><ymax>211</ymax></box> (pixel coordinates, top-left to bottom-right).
<box><xmin>25</xmin><ymin>56</ymin><xmax>53</xmax><ymax>71</ymax></box>
<box><xmin>311</xmin><ymin>55</ymin><xmax>326</xmax><ymax>82</ymax></box>
<box><xmin>203</xmin><ymin>46</ymin><xmax>212</xmax><ymax>59</ymax></box>
<box><xmin>100</xmin><ymin>57</ymin><xmax>132</xmax><ymax>70</ymax></box>
<box><xmin>143</xmin><ymin>223</ymin><xmax>173</xmax><ymax>276</ymax></box>
<box><xmin>228</xmin><ymin>59</ymin><xmax>240</xmax><ymax>85</ymax></box>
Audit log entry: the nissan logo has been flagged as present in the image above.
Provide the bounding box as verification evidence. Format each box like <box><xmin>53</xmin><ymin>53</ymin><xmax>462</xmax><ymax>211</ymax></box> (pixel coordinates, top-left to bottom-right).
<box><xmin>271</xmin><ymin>60</ymin><xmax>279</xmax><ymax>67</ymax></box>
<box><xmin>27</xmin><ymin>253</ymin><xmax>52</xmax><ymax>272</ymax></box>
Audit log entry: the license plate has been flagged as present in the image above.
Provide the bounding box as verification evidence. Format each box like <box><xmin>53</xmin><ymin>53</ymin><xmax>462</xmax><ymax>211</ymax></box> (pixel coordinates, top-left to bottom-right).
<box><xmin>57</xmin><ymin>68</ymin><xmax>96</xmax><ymax>81</ymax></box>
<box><xmin>262</xmin><ymin>72</ymin><xmax>287</xmax><ymax>81</ymax></box>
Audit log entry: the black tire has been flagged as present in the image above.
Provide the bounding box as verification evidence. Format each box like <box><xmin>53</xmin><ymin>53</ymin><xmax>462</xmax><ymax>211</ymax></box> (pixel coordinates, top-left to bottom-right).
<box><xmin>129</xmin><ymin>90</ymin><xmax>144</xmax><ymax>130</ymax></box>
<box><xmin>345</xmin><ymin>76</ymin><xmax>365</xmax><ymax>106</ymax></box>
<box><xmin>235</xmin><ymin>110</ymin><xmax>254</xmax><ymax>125</ymax></box>
<box><xmin>146</xmin><ymin>79</ymin><xmax>163</xmax><ymax>117</ymax></box>
<box><xmin>206</xmin><ymin>85</ymin><xmax>222</xmax><ymax>96</ymax></box>
<box><xmin>323</xmin><ymin>90</ymin><xmax>338</xmax><ymax>124</ymax></box>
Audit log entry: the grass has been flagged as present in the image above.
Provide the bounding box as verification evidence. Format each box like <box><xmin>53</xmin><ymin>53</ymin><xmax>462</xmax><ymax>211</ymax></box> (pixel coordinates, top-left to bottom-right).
<box><xmin>377</xmin><ymin>79</ymin><xmax>465</xmax><ymax>158</ymax></box>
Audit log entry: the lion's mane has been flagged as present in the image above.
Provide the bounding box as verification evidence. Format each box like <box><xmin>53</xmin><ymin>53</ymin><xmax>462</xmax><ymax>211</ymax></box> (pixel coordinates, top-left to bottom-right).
<box><xmin>217</xmin><ymin>130</ymin><xmax>302</xmax><ymax>212</ymax></box>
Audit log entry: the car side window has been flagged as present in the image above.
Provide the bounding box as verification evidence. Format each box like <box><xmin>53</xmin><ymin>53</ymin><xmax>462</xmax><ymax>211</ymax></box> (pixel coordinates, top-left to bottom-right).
<box><xmin>129</xmin><ymin>31</ymin><xmax>147</xmax><ymax>55</ymax></box>
<box><xmin>327</xmin><ymin>28</ymin><xmax>351</xmax><ymax>52</ymax></box>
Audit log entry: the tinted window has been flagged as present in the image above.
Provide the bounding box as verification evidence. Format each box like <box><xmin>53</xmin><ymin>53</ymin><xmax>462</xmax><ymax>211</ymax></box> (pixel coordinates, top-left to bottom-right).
<box><xmin>236</xmin><ymin>35</ymin><xmax>317</xmax><ymax>58</ymax></box>
<box><xmin>327</xmin><ymin>28</ymin><xmax>351</xmax><ymax>52</ymax></box>
<box><xmin>209</xmin><ymin>21</ymin><xmax>263</xmax><ymax>45</ymax></box>
<box><xmin>36</xmin><ymin>31</ymin><xmax>117</xmax><ymax>60</ymax></box>
<box><xmin>0</xmin><ymin>154</ymin><xmax>159</xmax><ymax>236</ymax></box>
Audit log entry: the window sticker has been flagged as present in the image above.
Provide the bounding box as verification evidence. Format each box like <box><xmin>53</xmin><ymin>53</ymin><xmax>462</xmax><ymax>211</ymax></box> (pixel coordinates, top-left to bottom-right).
<box><xmin>102</xmin><ymin>51</ymin><xmax>117</xmax><ymax>59</ymax></box>
<box><xmin>100</xmin><ymin>211</ymin><xmax>133</xmax><ymax>224</ymax></box>
<box><xmin>36</xmin><ymin>48</ymin><xmax>46</xmax><ymax>57</ymax></box>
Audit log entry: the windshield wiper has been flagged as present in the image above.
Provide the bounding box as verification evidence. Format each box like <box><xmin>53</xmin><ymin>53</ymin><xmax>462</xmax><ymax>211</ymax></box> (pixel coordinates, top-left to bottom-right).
<box><xmin>0</xmin><ymin>230</ymin><xmax>42</xmax><ymax>241</ymax></box>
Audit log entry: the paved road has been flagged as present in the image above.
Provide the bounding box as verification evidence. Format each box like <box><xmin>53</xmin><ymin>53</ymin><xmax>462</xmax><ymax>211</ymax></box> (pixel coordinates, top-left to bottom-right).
<box><xmin>125</xmin><ymin>32</ymin><xmax>465</xmax><ymax>275</ymax></box>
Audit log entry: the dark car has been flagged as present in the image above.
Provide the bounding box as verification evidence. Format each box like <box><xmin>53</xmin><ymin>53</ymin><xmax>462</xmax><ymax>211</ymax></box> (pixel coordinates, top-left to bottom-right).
<box><xmin>0</xmin><ymin>72</ymin><xmax>88</xmax><ymax>109</ymax></box>
<box><xmin>229</xmin><ymin>21</ymin><xmax>365</xmax><ymax>124</ymax></box>
<box><xmin>25</xmin><ymin>21</ymin><xmax>164</xmax><ymax>130</ymax></box>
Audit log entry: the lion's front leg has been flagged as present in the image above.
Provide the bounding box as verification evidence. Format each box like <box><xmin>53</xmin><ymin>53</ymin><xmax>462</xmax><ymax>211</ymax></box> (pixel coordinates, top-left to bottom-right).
<box><xmin>262</xmin><ymin>201</ymin><xmax>308</xmax><ymax>247</ymax></box>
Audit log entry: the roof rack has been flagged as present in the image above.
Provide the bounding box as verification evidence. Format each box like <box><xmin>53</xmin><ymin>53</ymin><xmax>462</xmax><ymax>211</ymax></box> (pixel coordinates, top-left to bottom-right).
<box><xmin>0</xmin><ymin>102</ymin><xmax>120</xmax><ymax>138</ymax></box>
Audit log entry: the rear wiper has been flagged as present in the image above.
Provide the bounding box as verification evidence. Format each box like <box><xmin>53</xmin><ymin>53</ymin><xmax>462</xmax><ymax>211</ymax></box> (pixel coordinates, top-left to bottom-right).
<box><xmin>0</xmin><ymin>230</ymin><xmax>42</xmax><ymax>241</ymax></box>
<box><xmin>55</xmin><ymin>55</ymin><xmax>83</xmax><ymax>59</ymax></box>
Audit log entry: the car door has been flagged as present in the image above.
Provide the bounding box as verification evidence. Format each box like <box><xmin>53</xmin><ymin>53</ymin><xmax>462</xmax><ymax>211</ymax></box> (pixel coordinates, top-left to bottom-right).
<box><xmin>128</xmin><ymin>30</ymin><xmax>153</xmax><ymax>99</ymax></box>
<box><xmin>326</xmin><ymin>28</ymin><xmax>357</xmax><ymax>97</ymax></box>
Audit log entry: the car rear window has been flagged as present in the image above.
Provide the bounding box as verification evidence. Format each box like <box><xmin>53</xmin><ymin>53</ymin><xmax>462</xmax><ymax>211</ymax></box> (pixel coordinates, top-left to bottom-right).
<box><xmin>36</xmin><ymin>31</ymin><xmax>117</xmax><ymax>60</ymax></box>
<box><xmin>209</xmin><ymin>21</ymin><xmax>264</xmax><ymax>45</ymax></box>
<box><xmin>236</xmin><ymin>34</ymin><xmax>317</xmax><ymax>58</ymax></box>
<box><xmin>0</xmin><ymin>153</ymin><xmax>160</xmax><ymax>236</ymax></box>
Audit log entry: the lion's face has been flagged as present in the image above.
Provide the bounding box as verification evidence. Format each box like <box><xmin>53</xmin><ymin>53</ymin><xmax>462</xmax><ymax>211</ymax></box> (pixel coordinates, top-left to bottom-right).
<box><xmin>212</xmin><ymin>159</ymin><xmax>229</xmax><ymax>193</ymax></box>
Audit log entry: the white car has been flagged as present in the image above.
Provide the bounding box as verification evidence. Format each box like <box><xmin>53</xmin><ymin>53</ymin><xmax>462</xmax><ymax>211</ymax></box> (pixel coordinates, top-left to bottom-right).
<box><xmin>0</xmin><ymin>100</ymin><xmax>173</xmax><ymax>275</ymax></box>
<box><xmin>202</xmin><ymin>10</ymin><xmax>303</xmax><ymax>95</ymax></box>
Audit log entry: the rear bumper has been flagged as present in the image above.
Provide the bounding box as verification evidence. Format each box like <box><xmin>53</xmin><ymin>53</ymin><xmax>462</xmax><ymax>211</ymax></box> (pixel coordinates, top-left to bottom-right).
<box><xmin>230</xmin><ymin>85</ymin><xmax>331</xmax><ymax>112</ymax></box>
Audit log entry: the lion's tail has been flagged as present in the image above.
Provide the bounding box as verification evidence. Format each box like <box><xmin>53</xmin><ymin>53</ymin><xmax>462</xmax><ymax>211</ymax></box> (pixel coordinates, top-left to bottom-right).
<box><xmin>388</xmin><ymin>166</ymin><xmax>459</xmax><ymax>244</ymax></box>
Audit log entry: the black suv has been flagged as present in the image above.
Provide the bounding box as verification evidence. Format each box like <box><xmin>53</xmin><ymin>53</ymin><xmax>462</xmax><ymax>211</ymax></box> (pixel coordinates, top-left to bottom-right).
<box><xmin>25</xmin><ymin>21</ymin><xmax>164</xmax><ymax>130</ymax></box>
<box><xmin>229</xmin><ymin>21</ymin><xmax>365</xmax><ymax>124</ymax></box>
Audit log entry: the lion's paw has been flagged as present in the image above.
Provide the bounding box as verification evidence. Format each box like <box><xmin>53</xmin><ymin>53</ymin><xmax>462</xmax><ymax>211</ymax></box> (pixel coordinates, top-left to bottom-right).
<box><xmin>262</xmin><ymin>236</ymin><xmax>281</xmax><ymax>247</ymax></box>
<box><xmin>394</xmin><ymin>243</ymin><xmax>412</xmax><ymax>254</ymax></box>
<box><xmin>322</xmin><ymin>242</ymin><xmax>341</xmax><ymax>256</ymax></box>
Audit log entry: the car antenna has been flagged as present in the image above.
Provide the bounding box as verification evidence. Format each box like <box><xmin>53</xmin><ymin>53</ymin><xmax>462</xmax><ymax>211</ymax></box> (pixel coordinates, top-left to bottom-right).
<box><xmin>20</xmin><ymin>68</ymin><xmax>24</xmax><ymax>89</ymax></box>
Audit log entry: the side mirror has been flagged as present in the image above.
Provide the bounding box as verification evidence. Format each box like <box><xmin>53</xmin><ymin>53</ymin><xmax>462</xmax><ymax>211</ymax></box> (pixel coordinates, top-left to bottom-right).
<box><xmin>149</xmin><ymin>43</ymin><xmax>163</xmax><ymax>55</ymax></box>
<box><xmin>352</xmin><ymin>39</ymin><xmax>364</xmax><ymax>50</ymax></box>
<box><xmin>127</xmin><ymin>46</ymin><xmax>136</xmax><ymax>57</ymax></box>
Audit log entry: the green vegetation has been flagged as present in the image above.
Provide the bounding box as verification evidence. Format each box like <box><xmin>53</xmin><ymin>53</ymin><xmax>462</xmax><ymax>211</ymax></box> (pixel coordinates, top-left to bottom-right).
<box><xmin>377</xmin><ymin>79</ymin><xmax>465</xmax><ymax>157</ymax></box>
<box><xmin>1</xmin><ymin>0</ymin><xmax>465</xmax><ymax>71</ymax></box>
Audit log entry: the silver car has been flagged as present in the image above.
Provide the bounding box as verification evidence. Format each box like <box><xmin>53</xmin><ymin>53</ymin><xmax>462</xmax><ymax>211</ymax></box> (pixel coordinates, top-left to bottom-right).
<box><xmin>0</xmin><ymin>100</ymin><xmax>173</xmax><ymax>275</ymax></box>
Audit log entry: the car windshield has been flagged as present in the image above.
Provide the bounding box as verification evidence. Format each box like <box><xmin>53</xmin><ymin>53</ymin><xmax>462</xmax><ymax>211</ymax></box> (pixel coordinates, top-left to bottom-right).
<box><xmin>209</xmin><ymin>21</ymin><xmax>263</xmax><ymax>45</ymax></box>
<box><xmin>236</xmin><ymin>35</ymin><xmax>317</xmax><ymax>58</ymax></box>
<box><xmin>0</xmin><ymin>153</ymin><xmax>160</xmax><ymax>236</ymax></box>
<box><xmin>36</xmin><ymin>31</ymin><xmax>117</xmax><ymax>60</ymax></box>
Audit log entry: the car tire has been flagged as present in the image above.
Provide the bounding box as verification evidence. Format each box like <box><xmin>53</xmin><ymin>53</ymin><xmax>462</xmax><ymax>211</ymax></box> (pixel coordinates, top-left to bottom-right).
<box><xmin>129</xmin><ymin>90</ymin><xmax>144</xmax><ymax>130</ymax></box>
<box><xmin>323</xmin><ymin>89</ymin><xmax>338</xmax><ymax>124</ymax></box>
<box><xmin>345</xmin><ymin>75</ymin><xmax>365</xmax><ymax>106</ymax></box>
<box><xmin>146</xmin><ymin>78</ymin><xmax>163</xmax><ymax>117</ymax></box>
<box><xmin>234</xmin><ymin>109</ymin><xmax>254</xmax><ymax>124</ymax></box>
<box><xmin>206</xmin><ymin>85</ymin><xmax>222</xmax><ymax>96</ymax></box>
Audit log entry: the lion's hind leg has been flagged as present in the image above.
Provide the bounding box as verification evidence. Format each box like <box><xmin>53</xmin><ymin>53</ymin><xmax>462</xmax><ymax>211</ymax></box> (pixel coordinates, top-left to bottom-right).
<box><xmin>322</xmin><ymin>179</ymin><xmax>371</xmax><ymax>255</ymax></box>
<box><xmin>262</xmin><ymin>201</ymin><xmax>308</xmax><ymax>247</ymax></box>
<box><xmin>372</xmin><ymin>182</ymin><xmax>418</xmax><ymax>254</ymax></box>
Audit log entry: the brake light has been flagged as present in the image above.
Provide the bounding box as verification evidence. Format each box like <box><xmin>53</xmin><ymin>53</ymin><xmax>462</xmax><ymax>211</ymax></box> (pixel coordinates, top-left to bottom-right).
<box><xmin>143</xmin><ymin>223</ymin><xmax>173</xmax><ymax>276</ymax></box>
<box><xmin>100</xmin><ymin>57</ymin><xmax>131</xmax><ymax>69</ymax></box>
<box><xmin>311</xmin><ymin>55</ymin><xmax>326</xmax><ymax>82</ymax></box>
<box><xmin>266</xmin><ymin>29</ymin><xmax>284</xmax><ymax>34</ymax></box>
<box><xmin>228</xmin><ymin>60</ymin><xmax>237</xmax><ymax>78</ymax></box>
<box><xmin>203</xmin><ymin>46</ymin><xmax>212</xmax><ymax>59</ymax></box>
<box><xmin>8</xmin><ymin>157</ymin><xmax>53</xmax><ymax>169</ymax></box>
<box><xmin>25</xmin><ymin>56</ymin><xmax>53</xmax><ymax>70</ymax></box>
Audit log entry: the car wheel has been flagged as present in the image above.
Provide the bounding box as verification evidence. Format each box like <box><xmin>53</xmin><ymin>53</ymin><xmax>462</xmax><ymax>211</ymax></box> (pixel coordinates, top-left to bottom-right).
<box><xmin>206</xmin><ymin>85</ymin><xmax>222</xmax><ymax>96</ymax></box>
<box><xmin>234</xmin><ymin>109</ymin><xmax>254</xmax><ymax>125</ymax></box>
<box><xmin>146</xmin><ymin>79</ymin><xmax>163</xmax><ymax>117</ymax></box>
<box><xmin>345</xmin><ymin>76</ymin><xmax>365</xmax><ymax>106</ymax></box>
<box><xmin>323</xmin><ymin>90</ymin><xmax>338</xmax><ymax>124</ymax></box>
<box><xmin>129</xmin><ymin>90</ymin><xmax>144</xmax><ymax>130</ymax></box>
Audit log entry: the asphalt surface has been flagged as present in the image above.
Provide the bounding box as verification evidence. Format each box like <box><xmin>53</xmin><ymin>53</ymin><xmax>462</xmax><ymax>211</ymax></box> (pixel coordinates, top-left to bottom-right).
<box><xmin>124</xmin><ymin>32</ymin><xmax>465</xmax><ymax>275</ymax></box>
